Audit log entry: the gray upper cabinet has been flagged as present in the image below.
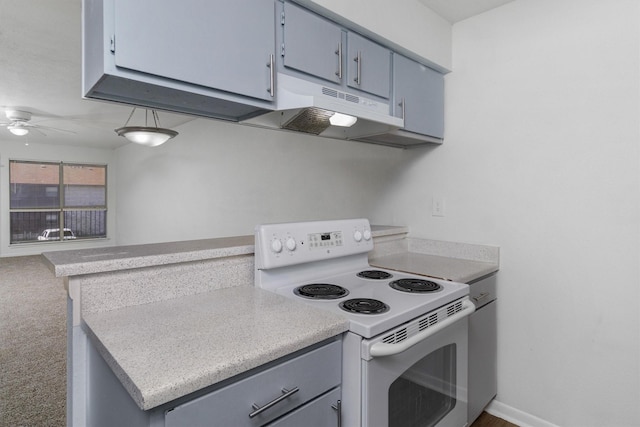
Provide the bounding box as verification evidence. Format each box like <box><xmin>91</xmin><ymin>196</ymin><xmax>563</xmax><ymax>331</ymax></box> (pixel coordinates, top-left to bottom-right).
<box><xmin>346</xmin><ymin>32</ymin><xmax>391</xmax><ymax>99</ymax></box>
<box><xmin>281</xmin><ymin>2</ymin><xmax>390</xmax><ymax>100</ymax></box>
<box><xmin>83</xmin><ymin>0</ymin><xmax>276</xmax><ymax>121</ymax></box>
<box><xmin>114</xmin><ymin>0</ymin><xmax>275</xmax><ymax>102</ymax></box>
<box><xmin>282</xmin><ymin>2</ymin><xmax>343</xmax><ymax>84</ymax></box>
<box><xmin>393</xmin><ymin>54</ymin><xmax>445</xmax><ymax>139</ymax></box>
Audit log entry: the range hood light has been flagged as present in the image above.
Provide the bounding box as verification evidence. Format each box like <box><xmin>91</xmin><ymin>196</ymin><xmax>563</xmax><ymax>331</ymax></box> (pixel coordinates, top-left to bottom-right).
<box><xmin>329</xmin><ymin>112</ymin><xmax>358</xmax><ymax>127</ymax></box>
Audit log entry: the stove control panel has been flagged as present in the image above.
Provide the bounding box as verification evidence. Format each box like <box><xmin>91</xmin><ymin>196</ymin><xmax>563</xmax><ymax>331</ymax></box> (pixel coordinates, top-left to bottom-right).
<box><xmin>308</xmin><ymin>230</ymin><xmax>342</xmax><ymax>249</ymax></box>
<box><xmin>255</xmin><ymin>218</ymin><xmax>374</xmax><ymax>270</ymax></box>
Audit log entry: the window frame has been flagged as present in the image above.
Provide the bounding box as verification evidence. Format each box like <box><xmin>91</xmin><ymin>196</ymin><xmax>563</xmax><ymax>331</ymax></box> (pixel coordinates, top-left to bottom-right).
<box><xmin>9</xmin><ymin>160</ymin><xmax>108</xmax><ymax>244</ymax></box>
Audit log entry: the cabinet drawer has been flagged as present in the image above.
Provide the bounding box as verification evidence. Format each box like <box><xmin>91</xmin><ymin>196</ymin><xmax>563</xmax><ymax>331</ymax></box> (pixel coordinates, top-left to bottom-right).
<box><xmin>469</xmin><ymin>274</ymin><xmax>497</xmax><ymax>308</ymax></box>
<box><xmin>267</xmin><ymin>388</ymin><xmax>341</xmax><ymax>427</ymax></box>
<box><xmin>165</xmin><ymin>340</ymin><xmax>341</xmax><ymax>427</ymax></box>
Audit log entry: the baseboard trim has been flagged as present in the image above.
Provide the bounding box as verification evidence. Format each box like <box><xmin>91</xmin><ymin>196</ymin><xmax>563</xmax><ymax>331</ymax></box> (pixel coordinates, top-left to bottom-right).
<box><xmin>486</xmin><ymin>400</ymin><xmax>560</xmax><ymax>427</ymax></box>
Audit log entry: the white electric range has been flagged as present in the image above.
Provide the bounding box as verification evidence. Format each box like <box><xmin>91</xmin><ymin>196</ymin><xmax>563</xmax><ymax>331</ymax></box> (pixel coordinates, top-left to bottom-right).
<box><xmin>255</xmin><ymin>218</ymin><xmax>474</xmax><ymax>427</ymax></box>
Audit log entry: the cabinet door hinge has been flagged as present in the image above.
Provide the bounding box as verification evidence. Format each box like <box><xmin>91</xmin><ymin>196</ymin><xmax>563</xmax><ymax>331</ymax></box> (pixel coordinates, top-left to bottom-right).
<box><xmin>109</xmin><ymin>35</ymin><xmax>115</xmax><ymax>53</ymax></box>
<box><xmin>280</xmin><ymin>11</ymin><xmax>285</xmax><ymax>25</ymax></box>
<box><xmin>281</xmin><ymin>43</ymin><xmax>285</xmax><ymax>57</ymax></box>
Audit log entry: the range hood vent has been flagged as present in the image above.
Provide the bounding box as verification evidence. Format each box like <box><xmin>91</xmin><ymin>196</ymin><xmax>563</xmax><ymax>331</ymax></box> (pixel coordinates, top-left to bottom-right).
<box><xmin>283</xmin><ymin>107</ymin><xmax>335</xmax><ymax>135</ymax></box>
<box><xmin>241</xmin><ymin>74</ymin><xmax>404</xmax><ymax>140</ymax></box>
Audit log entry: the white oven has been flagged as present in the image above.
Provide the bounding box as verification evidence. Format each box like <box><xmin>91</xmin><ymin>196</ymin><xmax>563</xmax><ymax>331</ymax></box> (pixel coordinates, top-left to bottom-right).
<box><xmin>362</xmin><ymin>302</ymin><xmax>470</xmax><ymax>426</ymax></box>
<box><xmin>254</xmin><ymin>219</ymin><xmax>473</xmax><ymax>427</ymax></box>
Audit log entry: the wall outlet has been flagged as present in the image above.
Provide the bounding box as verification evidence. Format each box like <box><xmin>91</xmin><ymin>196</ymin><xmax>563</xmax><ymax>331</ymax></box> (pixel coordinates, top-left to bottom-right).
<box><xmin>432</xmin><ymin>197</ymin><xmax>445</xmax><ymax>217</ymax></box>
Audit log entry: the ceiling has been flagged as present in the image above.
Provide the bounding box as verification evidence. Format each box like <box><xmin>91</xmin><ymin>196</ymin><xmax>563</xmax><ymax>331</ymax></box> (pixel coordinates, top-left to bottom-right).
<box><xmin>0</xmin><ymin>0</ymin><xmax>514</xmax><ymax>150</ymax></box>
<box><xmin>418</xmin><ymin>0</ymin><xmax>515</xmax><ymax>23</ymax></box>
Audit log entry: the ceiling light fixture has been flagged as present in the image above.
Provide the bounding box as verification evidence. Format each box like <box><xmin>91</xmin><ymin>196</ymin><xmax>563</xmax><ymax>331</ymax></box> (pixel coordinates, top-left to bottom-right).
<box><xmin>8</xmin><ymin>123</ymin><xmax>29</xmax><ymax>136</ymax></box>
<box><xmin>115</xmin><ymin>108</ymin><xmax>178</xmax><ymax>147</ymax></box>
<box><xmin>329</xmin><ymin>112</ymin><xmax>358</xmax><ymax>127</ymax></box>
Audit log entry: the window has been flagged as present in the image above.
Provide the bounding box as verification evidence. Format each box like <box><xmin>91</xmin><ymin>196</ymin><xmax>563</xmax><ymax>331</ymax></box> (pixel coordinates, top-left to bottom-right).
<box><xmin>9</xmin><ymin>161</ymin><xmax>107</xmax><ymax>243</ymax></box>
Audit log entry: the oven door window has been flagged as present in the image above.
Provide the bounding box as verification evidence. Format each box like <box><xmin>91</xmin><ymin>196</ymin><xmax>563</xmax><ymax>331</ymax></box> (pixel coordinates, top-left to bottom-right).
<box><xmin>388</xmin><ymin>344</ymin><xmax>457</xmax><ymax>427</ymax></box>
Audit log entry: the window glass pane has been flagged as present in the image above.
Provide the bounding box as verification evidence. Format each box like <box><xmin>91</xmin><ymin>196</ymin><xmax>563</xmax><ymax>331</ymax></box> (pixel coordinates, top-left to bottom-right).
<box><xmin>10</xmin><ymin>211</ymin><xmax>61</xmax><ymax>243</ymax></box>
<box><xmin>9</xmin><ymin>161</ymin><xmax>60</xmax><ymax>208</ymax></box>
<box><xmin>388</xmin><ymin>344</ymin><xmax>457</xmax><ymax>427</ymax></box>
<box><xmin>64</xmin><ymin>210</ymin><xmax>107</xmax><ymax>239</ymax></box>
<box><xmin>63</xmin><ymin>164</ymin><xmax>106</xmax><ymax>207</ymax></box>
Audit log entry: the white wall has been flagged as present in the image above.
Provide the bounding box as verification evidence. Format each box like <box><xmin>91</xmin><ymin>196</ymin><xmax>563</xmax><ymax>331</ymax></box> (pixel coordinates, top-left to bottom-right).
<box><xmin>114</xmin><ymin>119</ymin><xmax>405</xmax><ymax>245</ymax></box>
<box><xmin>0</xmin><ymin>140</ymin><xmax>116</xmax><ymax>257</ymax></box>
<box><xmin>375</xmin><ymin>1</ymin><xmax>640</xmax><ymax>426</ymax></box>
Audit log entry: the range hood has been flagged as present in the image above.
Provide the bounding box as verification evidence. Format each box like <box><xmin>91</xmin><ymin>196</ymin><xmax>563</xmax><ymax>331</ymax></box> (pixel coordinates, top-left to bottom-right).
<box><xmin>241</xmin><ymin>73</ymin><xmax>403</xmax><ymax>140</ymax></box>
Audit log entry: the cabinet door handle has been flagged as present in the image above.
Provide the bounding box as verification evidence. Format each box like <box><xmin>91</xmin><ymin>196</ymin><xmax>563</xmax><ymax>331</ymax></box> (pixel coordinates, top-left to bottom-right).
<box><xmin>331</xmin><ymin>399</ymin><xmax>342</xmax><ymax>427</ymax></box>
<box><xmin>267</xmin><ymin>54</ymin><xmax>275</xmax><ymax>97</ymax></box>
<box><xmin>354</xmin><ymin>51</ymin><xmax>361</xmax><ymax>84</ymax></box>
<box><xmin>473</xmin><ymin>292</ymin><xmax>491</xmax><ymax>302</ymax></box>
<box><xmin>249</xmin><ymin>387</ymin><xmax>299</xmax><ymax>418</ymax></box>
<box><xmin>335</xmin><ymin>42</ymin><xmax>343</xmax><ymax>79</ymax></box>
<box><xmin>399</xmin><ymin>98</ymin><xmax>406</xmax><ymax>121</ymax></box>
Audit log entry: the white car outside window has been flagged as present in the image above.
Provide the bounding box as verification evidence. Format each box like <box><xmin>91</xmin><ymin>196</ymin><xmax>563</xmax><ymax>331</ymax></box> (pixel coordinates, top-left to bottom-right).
<box><xmin>37</xmin><ymin>228</ymin><xmax>77</xmax><ymax>241</ymax></box>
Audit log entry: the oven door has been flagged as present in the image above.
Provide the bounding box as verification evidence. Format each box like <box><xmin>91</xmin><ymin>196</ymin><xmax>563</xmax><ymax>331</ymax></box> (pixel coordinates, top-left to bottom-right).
<box><xmin>361</xmin><ymin>299</ymin><xmax>473</xmax><ymax>427</ymax></box>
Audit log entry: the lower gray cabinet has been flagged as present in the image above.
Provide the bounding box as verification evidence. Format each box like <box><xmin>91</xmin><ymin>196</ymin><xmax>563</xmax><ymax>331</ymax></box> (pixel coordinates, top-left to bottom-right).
<box><xmin>267</xmin><ymin>388</ymin><xmax>341</xmax><ymax>426</ymax></box>
<box><xmin>468</xmin><ymin>300</ymin><xmax>498</xmax><ymax>424</ymax></box>
<box><xmin>164</xmin><ymin>340</ymin><xmax>342</xmax><ymax>427</ymax></box>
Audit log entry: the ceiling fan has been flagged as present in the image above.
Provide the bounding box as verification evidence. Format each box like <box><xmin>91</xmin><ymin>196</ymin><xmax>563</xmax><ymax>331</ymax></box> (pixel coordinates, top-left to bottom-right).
<box><xmin>0</xmin><ymin>109</ymin><xmax>75</xmax><ymax>137</ymax></box>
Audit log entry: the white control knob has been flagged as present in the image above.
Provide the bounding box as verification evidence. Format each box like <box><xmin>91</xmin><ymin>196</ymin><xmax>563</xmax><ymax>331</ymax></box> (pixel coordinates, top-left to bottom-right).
<box><xmin>354</xmin><ymin>230</ymin><xmax>363</xmax><ymax>242</ymax></box>
<box><xmin>363</xmin><ymin>229</ymin><xmax>372</xmax><ymax>241</ymax></box>
<box><xmin>271</xmin><ymin>239</ymin><xmax>283</xmax><ymax>253</ymax></box>
<box><xmin>285</xmin><ymin>237</ymin><xmax>297</xmax><ymax>251</ymax></box>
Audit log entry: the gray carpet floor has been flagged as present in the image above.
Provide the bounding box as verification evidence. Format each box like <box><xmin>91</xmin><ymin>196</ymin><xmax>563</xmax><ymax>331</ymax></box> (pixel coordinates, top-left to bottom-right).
<box><xmin>0</xmin><ymin>256</ymin><xmax>66</xmax><ymax>427</ymax></box>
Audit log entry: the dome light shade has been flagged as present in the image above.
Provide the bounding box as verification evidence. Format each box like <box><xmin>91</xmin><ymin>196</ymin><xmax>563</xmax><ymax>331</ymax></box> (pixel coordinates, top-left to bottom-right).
<box><xmin>115</xmin><ymin>126</ymin><xmax>178</xmax><ymax>147</ymax></box>
<box><xmin>115</xmin><ymin>108</ymin><xmax>178</xmax><ymax>147</ymax></box>
<box><xmin>329</xmin><ymin>112</ymin><xmax>357</xmax><ymax>127</ymax></box>
<box><xmin>8</xmin><ymin>124</ymin><xmax>29</xmax><ymax>136</ymax></box>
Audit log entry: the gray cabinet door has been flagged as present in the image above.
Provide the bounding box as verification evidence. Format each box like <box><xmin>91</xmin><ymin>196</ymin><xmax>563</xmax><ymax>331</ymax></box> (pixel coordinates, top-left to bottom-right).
<box><xmin>165</xmin><ymin>341</ymin><xmax>341</xmax><ymax>427</ymax></box>
<box><xmin>282</xmin><ymin>2</ymin><xmax>343</xmax><ymax>84</ymax></box>
<box><xmin>468</xmin><ymin>301</ymin><xmax>498</xmax><ymax>424</ymax></box>
<box><xmin>113</xmin><ymin>0</ymin><xmax>275</xmax><ymax>102</ymax></box>
<box><xmin>347</xmin><ymin>32</ymin><xmax>391</xmax><ymax>99</ymax></box>
<box><xmin>393</xmin><ymin>54</ymin><xmax>445</xmax><ymax>138</ymax></box>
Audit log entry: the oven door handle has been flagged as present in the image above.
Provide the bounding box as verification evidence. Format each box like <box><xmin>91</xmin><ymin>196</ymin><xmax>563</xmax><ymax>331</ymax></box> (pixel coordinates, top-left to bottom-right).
<box><xmin>369</xmin><ymin>299</ymin><xmax>475</xmax><ymax>358</ymax></box>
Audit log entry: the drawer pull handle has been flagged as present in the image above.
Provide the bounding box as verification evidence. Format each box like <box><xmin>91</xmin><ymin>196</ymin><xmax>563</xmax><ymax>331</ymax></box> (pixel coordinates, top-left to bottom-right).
<box><xmin>249</xmin><ymin>387</ymin><xmax>299</xmax><ymax>418</ymax></box>
<box><xmin>473</xmin><ymin>292</ymin><xmax>490</xmax><ymax>302</ymax></box>
<box><xmin>332</xmin><ymin>400</ymin><xmax>342</xmax><ymax>427</ymax></box>
<box><xmin>266</xmin><ymin>54</ymin><xmax>275</xmax><ymax>97</ymax></box>
<box><xmin>335</xmin><ymin>42</ymin><xmax>343</xmax><ymax>79</ymax></box>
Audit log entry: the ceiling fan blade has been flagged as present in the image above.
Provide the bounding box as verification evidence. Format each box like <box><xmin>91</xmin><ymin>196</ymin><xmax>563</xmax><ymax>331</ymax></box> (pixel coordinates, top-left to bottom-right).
<box><xmin>30</xmin><ymin>123</ymin><xmax>77</xmax><ymax>134</ymax></box>
<box><xmin>29</xmin><ymin>127</ymin><xmax>48</xmax><ymax>136</ymax></box>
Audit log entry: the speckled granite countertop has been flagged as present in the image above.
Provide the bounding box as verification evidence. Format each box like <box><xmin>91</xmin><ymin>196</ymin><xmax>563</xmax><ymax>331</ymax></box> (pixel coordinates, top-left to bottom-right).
<box><xmin>370</xmin><ymin>252</ymin><xmax>497</xmax><ymax>283</ymax></box>
<box><xmin>370</xmin><ymin>238</ymin><xmax>499</xmax><ymax>283</ymax></box>
<box><xmin>83</xmin><ymin>286</ymin><xmax>348</xmax><ymax>411</ymax></box>
<box><xmin>43</xmin><ymin>235</ymin><xmax>254</xmax><ymax>277</ymax></box>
